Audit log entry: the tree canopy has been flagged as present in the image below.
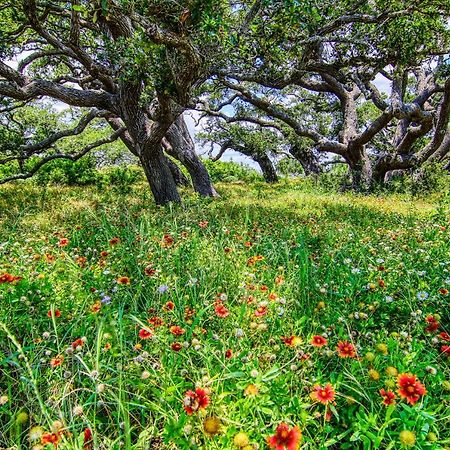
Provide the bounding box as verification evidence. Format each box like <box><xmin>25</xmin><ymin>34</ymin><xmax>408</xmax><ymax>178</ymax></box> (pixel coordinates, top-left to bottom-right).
<box><xmin>0</xmin><ymin>0</ymin><xmax>449</xmax><ymax>201</ymax></box>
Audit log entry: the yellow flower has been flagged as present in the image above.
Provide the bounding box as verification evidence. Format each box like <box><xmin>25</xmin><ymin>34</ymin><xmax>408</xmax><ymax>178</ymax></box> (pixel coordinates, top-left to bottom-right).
<box><xmin>365</xmin><ymin>352</ymin><xmax>375</xmax><ymax>362</ymax></box>
<box><xmin>203</xmin><ymin>416</ymin><xmax>221</xmax><ymax>435</ymax></box>
<box><xmin>376</xmin><ymin>343</ymin><xmax>388</xmax><ymax>355</ymax></box>
<box><xmin>386</xmin><ymin>366</ymin><xmax>398</xmax><ymax>377</ymax></box>
<box><xmin>368</xmin><ymin>369</ymin><xmax>380</xmax><ymax>381</ymax></box>
<box><xmin>233</xmin><ymin>432</ymin><xmax>250</xmax><ymax>448</ymax></box>
<box><xmin>399</xmin><ymin>430</ymin><xmax>416</xmax><ymax>447</ymax></box>
<box><xmin>244</xmin><ymin>384</ymin><xmax>259</xmax><ymax>396</ymax></box>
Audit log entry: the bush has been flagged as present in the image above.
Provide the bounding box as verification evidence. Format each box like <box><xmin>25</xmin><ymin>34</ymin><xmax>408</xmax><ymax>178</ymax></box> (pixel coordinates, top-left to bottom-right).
<box><xmin>381</xmin><ymin>163</ymin><xmax>449</xmax><ymax>197</ymax></box>
<box><xmin>202</xmin><ymin>158</ymin><xmax>262</xmax><ymax>182</ymax></box>
<box><xmin>34</xmin><ymin>156</ymin><xmax>103</xmax><ymax>186</ymax></box>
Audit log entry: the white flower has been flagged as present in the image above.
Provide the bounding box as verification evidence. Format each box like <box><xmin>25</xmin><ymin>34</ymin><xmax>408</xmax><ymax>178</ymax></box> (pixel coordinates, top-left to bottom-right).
<box><xmin>417</xmin><ymin>291</ymin><xmax>429</xmax><ymax>301</ymax></box>
<box><xmin>73</xmin><ymin>405</ymin><xmax>84</xmax><ymax>416</ymax></box>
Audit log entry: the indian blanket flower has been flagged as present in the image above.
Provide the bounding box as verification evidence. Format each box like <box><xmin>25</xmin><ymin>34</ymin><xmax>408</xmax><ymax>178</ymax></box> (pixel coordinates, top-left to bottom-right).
<box><xmin>254</xmin><ymin>305</ymin><xmax>268</xmax><ymax>317</ymax></box>
<box><xmin>50</xmin><ymin>355</ymin><xmax>64</xmax><ymax>368</ymax></box>
<box><xmin>42</xmin><ymin>431</ymin><xmax>61</xmax><ymax>448</ymax></box>
<box><xmin>169</xmin><ymin>325</ymin><xmax>185</xmax><ymax>336</ymax></box>
<box><xmin>441</xmin><ymin>345</ymin><xmax>450</xmax><ymax>356</ymax></box>
<box><xmin>311</xmin><ymin>335</ymin><xmax>327</xmax><ymax>347</ymax></box>
<box><xmin>214</xmin><ymin>301</ymin><xmax>229</xmax><ymax>318</ymax></box>
<box><xmin>337</xmin><ymin>340</ymin><xmax>357</xmax><ymax>358</ymax></box>
<box><xmin>425</xmin><ymin>315</ymin><xmax>439</xmax><ymax>333</ymax></box>
<box><xmin>183</xmin><ymin>388</ymin><xmax>210</xmax><ymax>415</ymax></box>
<box><xmin>397</xmin><ymin>373</ymin><xmax>427</xmax><ymax>405</ymax></box>
<box><xmin>83</xmin><ymin>428</ymin><xmax>93</xmax><ymax>450</ymax></box>
<box><xmin>117</xmin><ymin>276</ymin><xmax>130</xmax><ymax>285</ymax></box>
<box><xmin>0</xmin><ymin>273</ymin><xmax>22</xmax><ymax>283</ymax></box>
<box><xmin>267</xmin><ymin>422</ymin><xmax>302</xmax><ymax>450</ymax></box>
<box><xmin>379</xmin><ymin>389</ymin><xmax>396</xmax><ymax>406</ymax></box>
<box><xmin>310</xmin><ymin>383</ymin><xmax>335</xmax><ymax>405</ymax></box>
<box><xmin>139</xmin><ymin>328</ymin><xmax>153</xmax><ymax>339</ymax></box>
<box><xmin>282</xmin><ymin>336</ymin><xmax>302</xmax><ymax>347</ymax></box>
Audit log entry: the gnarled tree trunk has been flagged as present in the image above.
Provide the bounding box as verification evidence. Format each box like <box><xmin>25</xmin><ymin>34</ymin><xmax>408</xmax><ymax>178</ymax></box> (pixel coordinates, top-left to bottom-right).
<box><xmin>140</xmin><ymin>145</ymin><xmax>181</xmax><ymax>205</ymax></box>
<box><xmin>289</xmin><ymin>144</ymin><xmax>321</xmax><ymax>176</ymax></box>
<box><xmin>166</xmin><ymin>116</ymin><xmax>219</xmax><ymax>197</ymax></box>
<box><xmin>167</xmin><ymin>158</ymin><xmax>190</xmax><ymax>186</ymax></box>
<box><xmin>254</xmin><ymin>153</ymin><xmax>279</xmax><ymax>183</ymax></box>
<box><xmin>347</xmin><ymin>145</ymin><xmax>372</xmax><ymax>191</ymax></box>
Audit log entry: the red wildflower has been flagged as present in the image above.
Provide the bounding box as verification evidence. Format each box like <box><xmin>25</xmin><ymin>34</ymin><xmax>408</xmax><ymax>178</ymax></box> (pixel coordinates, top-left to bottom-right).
<box><xmin>117</xmin><ymin>276</ymin><xmax>130</xmax><ymax>285</ymax></box>
<box><xmin>109</xmin><ymin>237</ymin><xmax>120</xmax><ymax>245</ymax></box>
<box><xmin>439</xmin><ymin>288</ymin><xmax>449</xmax><ymax>295</ymax></box>
<box><xmin>148</xmin><ymin>316</ymin><xmax>164</xmax><ymax>327</ymax></box>
<box><xmin>310</xmin><ymin>383</ymin><xmax>335</xmax><ymax>405</ymax></box>
<box><xmin>337</xmin><ymin>340</ymin><xmax>357</xmax><ymax>358</ymax></box>
<box><xmin>183</xmin><ymin>388</ymin><xmax>210</xmax><ymax>415</ymax></box>
<box><xmin>58</xmin><ymin>238</ymin><xmax>69</xmax><ymax>247</ymax></box>
<box><xmin>164</xmin><ymin>301</ymin><xmax>175</xmax><ymax>311</ymax></box>
<box><xmin>397</xmin><ymin>373</ymin><xmax>427</xmax><ymax>405</ymax></box>
<box><xmin>47</xmin><ymin>309</ymin><xmax>61</xmax><ymax>318</ymax></box>
<box><xmin>440</xmin><ymin>332</ymin><xmax>450</xmax><ymax>341</ymax></box>
<box><xmin>282</xmin><ymin>336</ymin><xmax>302</xmax><ymax>347</ymax></box>
<box><xmin>255</xmin><ymin>305</ymin><xmax>268</xmax><ymax>317</ymax></box>
<box><xmin>161</xmin><ymin>234</ymin><xmax>174</xmax><ymax>248</ymax></box>
<box><xmin>71</xmin><ymin>338</ymin><xmax>84</xmax><ymax>349</ymax></box>
<box><xmin>171</xmin><ymin>342</ymin><xmax>182</xmax><ymax>351</ymax></box>
<box><xmin>0</xmin><ymin>273</ymin><xmax>22</xmax><ymax>284</ymax></box>
<box><xmin>214</xmin><ymin>301</ymin><xmax>229</xmax><ymax>318</ymax></box>
<box><xmin>50</xmin><ymin>355</ymin><xmax>64</xmax><ymax>368</ymax></box>
<box><xmin>83</xmin><ymin>428</ymin><xmax>93</xmax><ymax>450</ymax></box>
<box><xmin>225</xmin><ymin>349</ymin><xmax>233</xmax><ymax>359</ymax></box>
<box><xmin>442</xmin><ymin>345</ymin><xmax>450</xmax><ymax>356</ymax></box>
<box><xmin>425</xmin><ymin>315</ymin><xmax>439</xmax><ymax>333</ymax></box>
<box><xmin>198</xmin><ymin>220</ymin><xmax>208</xmax><ymax>228</ymax></box>
<box><xmin>267</xmin><ymin>422</ymin><xmax>302</xmax><ymax>450</ymax></box>
<box><xmin>311</xmin><ymin>335</ymin><xmax>327</xmax><ymax>347</ymax></box>
<box><xmin>100</xmin><ymin>251</ymin><xmax>109</xmax><ymax>258</ymax></box>
<box><xmin>144</xmin><ymin>265</ymin><xmax>157</xmax><ymax>276</ymax></box>
<box><xmin>379</xmin><ymin>388</ymin><xmax>396</xmax><ymax>406</ymax></box>
<box><xmin>139</xmin><ymin>328</ymin><xmax>153</xmax><ymax>339</ymax></box>
<box><xmin>170</xmin><ymin>325</ymin><xmax>185</xmax><ymax>336</ymax></box>
<box><xmin>42</xmin><ymin>431</ymin><xmax>61</xmax><ymax>448</ymax></box>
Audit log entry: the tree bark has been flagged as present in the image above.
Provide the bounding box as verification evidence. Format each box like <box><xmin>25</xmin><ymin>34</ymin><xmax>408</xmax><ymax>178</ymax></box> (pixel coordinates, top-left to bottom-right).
<box><xmin>254</xmin><ymin>154</ymin><xmax>279</xmax><ymax>183</ymax></box>
<box><xmin>289</xmin><ymin>144</ymin><xmax>321</xmax><ymax>176</ymax></box>
<box><xmin>347</xmin><ymin>145</ymin><xmax>372</xmax><ymax>190</ymax></box>
<box><xmin>166</xmin><ymin>158</ymin><xmax>190</xmax><ymax>186</ymax></box>
<box><xmin>166</xmin><ymin>116</ymin><xmax>219</xmax><ymax>197</ymax></box>
<box><xmin>140</xmin><ymin>146</ymin><xmax>181</xmax><ymax>205</ymax></box>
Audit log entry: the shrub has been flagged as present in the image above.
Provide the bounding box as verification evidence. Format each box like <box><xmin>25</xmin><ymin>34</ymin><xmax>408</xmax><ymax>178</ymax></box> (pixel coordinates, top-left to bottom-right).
<box><xmin>202</xmin><ymin>158</ymin><xmax>262</xmax><ymax>182</ymax></box>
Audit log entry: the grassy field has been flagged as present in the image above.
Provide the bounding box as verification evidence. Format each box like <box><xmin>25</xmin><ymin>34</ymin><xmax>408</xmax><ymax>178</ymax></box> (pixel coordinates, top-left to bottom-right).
<box><xmin>0</xmin><ymin>181</ymin><xmax>450</xmax><ymax>450</ymax></box>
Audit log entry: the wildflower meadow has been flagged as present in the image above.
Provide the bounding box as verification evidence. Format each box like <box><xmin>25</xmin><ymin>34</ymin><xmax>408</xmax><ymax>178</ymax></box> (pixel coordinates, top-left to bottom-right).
<box><xmin>0</xmin><ymin>181</ymin><xmax>449</xmax><ymax>449</ymax></box>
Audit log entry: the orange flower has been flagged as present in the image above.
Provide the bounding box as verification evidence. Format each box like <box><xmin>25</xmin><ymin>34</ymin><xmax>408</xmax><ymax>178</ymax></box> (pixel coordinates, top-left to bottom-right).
<box><xmin>109</xmin><ymin>237</ymin><xmax>120</xmax><ymax>245</ymax></box>
<box><xmin>337</xmin><ymin>340</ymin><xmax>357</xmax><ymax>358</ymax></box>
<box><xmin>58</xmin><ymin>238</ymin><xmax>69</xmax><ymax>247</ymax></box>
<box><xmin>214</xmin><ymin>301</ymin><xmax>229</xmax><ymax>318</ymax></box>
<box><xmin>0</xmin><ymin>273</ymin><xmax>22</xmax><ymax>283</ymax></box>
<box><xmin>267</xmin><ymin>423</ymin><xmax>301</xmax><ymax>450</ymax></box>
<box><xmin>198</xmin><ymin>220</ymin><xmax>208</xmax><ymax>228</ymax></box>
<box><xmin>169</xmin><ymin>325</ymin><xmax>185</xmax><ymax>336</ymax></box>
<box><xmin>311</xmin><ymin>335</ymin><xmax>327</xmax><ymax>347</ymax></box>
<box><xmin>183</xmin><ymin>388</ymin><xmax>210</xmax><ymax>415</ymax></box>
<box><xmin>47</xmin><ymin>309</ymin><xmax>61</xmax><ymax>318</ymax></box>
<box><xmin>139</xmin><ymin>328</ymin><xmax>153</xmax><ymax>339</ymax></box>
<box><xmin>225</xmin><ymin>349</ymin><xmax>233</xmax><ymax>359</ymax></box>
<box><xmin>255</xmin><ymin>305</ymin><xmax>268</xmax><ymax>317</ymax></box>
<box><xmin>397</xmin><ymin>373</ymin><xmax>426</xmax><ymax>405</ymax></box>
<box><xmin>379</xmin><ymin>389</ymin><xmax>396</xmax><ymax>406</ymax></box>
<box><xmin>71</xmin><ymin>338</ymin><xmax>84</xmax><ymax>349</ymax></box>
<box><xmin>171</xmin><ymin>342</ymin><xmax>182</xmax><ymax>351</ymax></box>
<box><xmin>310</xmin><ymin>383</ymin><xmax>335</xmax><ymax>405</ymax></box>
<box><xmin>144</xmin><ymin>265</ymin><xmax>157</xmax><ymax>276</ymax></box>
<box><xmin>282</xmin><ymin>336</ymin><xmax>302</xmax><ymax>347</ymax></box>
<box><xmin>42</xmin><ymin>431</ymin><xmax>61</xmax><ymax>448</ymax></box>
<box><xmin>50</xmin><ymin>355</ymin><xmax>64</xmax><ymax>368</ymax></box>
<box><xmin>117</xmin><ymin>276</ymin><xmax>130</xmax><ymax>285</ymax></box>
